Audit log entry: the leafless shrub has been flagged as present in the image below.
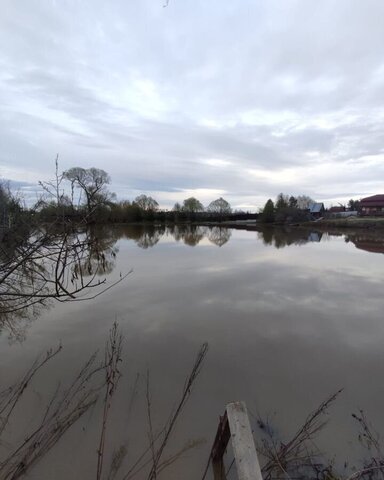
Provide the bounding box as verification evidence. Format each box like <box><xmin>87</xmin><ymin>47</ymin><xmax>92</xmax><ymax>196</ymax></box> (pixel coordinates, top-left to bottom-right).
<box><xmin>120</xmin><ymin>342</ymin><xmax>209</xmax><ymax>480</ymax></box>
<box><xmin>0</xmin><ymin>323</ymin><xmax>123</xmax><ymax>480</ymax></box>
<box><xmin>347</xmin><ymin>410</ymin><xmax>384</xmax><ymax>479</ymax></box>
<box><xmin>252</xmin><ymin>391</ymin><xmax>384</xmax><ymax>480</ymax></box>
<box><xmin>0</xmin><ymin>332</ymin><xmax>208</xmax><ymax>480</ymax></box>
<box><xmin>256</xmin><ymin>389</ymin><xmax>343</xmax><ymax>480</ymax></box>
<box><xmin>96</xmin><ymin>323</ymin><xmax>123</xmax><ymax>480</ymax></box>
<box><xmin>0</xmin><ymin>345</ymin><xmax>63</xmax><ymax>438</ymax></box>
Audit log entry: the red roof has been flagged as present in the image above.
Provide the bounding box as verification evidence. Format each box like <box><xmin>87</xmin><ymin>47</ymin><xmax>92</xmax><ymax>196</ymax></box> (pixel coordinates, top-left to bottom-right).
<box><xmin>328</xmin><ymin>206</ymin><xmax>345</xmax><ymax>212</ymax></box>
<box><xmin>360</xmin><ymin>194</ymin><xmax>384</xmax><ymax>207</ymax></box>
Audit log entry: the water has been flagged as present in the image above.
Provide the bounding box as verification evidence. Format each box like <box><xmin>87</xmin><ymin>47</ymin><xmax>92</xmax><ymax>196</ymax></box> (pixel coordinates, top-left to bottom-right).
<box><xmin>1</xmin><ymin>225</ymin><xmax>384</xmax><ymax>479</ymax></box>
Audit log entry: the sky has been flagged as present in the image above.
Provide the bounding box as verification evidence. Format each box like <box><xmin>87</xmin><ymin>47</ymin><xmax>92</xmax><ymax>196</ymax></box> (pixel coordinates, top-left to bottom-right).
<box><xmin>1</xmin><ymin>0</ymin><xmax>384</xmax><ymax>210</ymax></box>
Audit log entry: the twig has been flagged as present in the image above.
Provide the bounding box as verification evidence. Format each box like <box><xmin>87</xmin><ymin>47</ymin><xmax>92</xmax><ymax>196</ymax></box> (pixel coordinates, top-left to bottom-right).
<box><xmin>96</xmin><ymin>322</ymin><xmax>123</xmax><ymax>480</ymax></box>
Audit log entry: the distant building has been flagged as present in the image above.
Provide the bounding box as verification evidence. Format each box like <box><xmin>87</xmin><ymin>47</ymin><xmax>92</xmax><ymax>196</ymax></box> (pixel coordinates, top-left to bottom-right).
<box><xmin>329</xmin><ymin>211</ymin><xmax>358</xmax><ymax>218</ymax></box>
<box><xmin>360</xmin><ymin>194</ymin><xmax>384</xmax><ymax>216</ymax></box>
<box><xmin>328</xmin><ymin>206</ymin><xmax>345</xmax><ymax>213</ymax></box>
<box><xmin>308</xmin><ymin>202</ymin><xmax>325</xmax><ymax>219</ymax></box>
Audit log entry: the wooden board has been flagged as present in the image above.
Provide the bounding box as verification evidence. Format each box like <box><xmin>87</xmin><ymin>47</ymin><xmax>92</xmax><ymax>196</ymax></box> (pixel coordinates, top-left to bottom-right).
<box><xmin>226</xmin><ymin>401</ymin><xmax>263</xmax><ymax>480</ymax></box>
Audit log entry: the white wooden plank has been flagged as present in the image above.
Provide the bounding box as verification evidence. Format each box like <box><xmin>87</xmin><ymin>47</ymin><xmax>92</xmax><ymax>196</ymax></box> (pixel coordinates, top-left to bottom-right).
<box><xmin>226</xmin><ymin>401</ymin><xmax>263</xmax><ymax>480</ymax></box>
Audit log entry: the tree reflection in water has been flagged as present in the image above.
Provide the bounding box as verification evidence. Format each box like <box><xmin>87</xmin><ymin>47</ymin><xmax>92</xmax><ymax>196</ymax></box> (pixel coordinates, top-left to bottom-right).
<box><xmin>166</xmin><ymin>224</ymin><xmax>204</xmax><ymax>246</ymax></box>
<box><xmin>257</xmin><ymin>227</ymin><xmax>324</xmax><ymax>248</ymax></box>
<box><xmin>120</xmin><ymin>225</ymin><xmax>232</xmax><ymax>248</ymax></box>
<box><xmin>2</xmin><ymin>222</ymin><xmax>356</xmax><ymax>341</ymax></box>
<box><xmin>5</xmin><ymin>222</ymin><xmax>375</xmax><ymax>345</ymax></box>
<box><xmin>0</xmin><ymin>226</ymin><xmax>125</xmax><ymax>341</ymax></box>
<box><xmin>0</xmin><ymin>225</ymin><xmax>207</xmax><ymax>480</ymax></box>
<box><xmin>118</xmin><ymin>224</ymin><xmax>164</xmax><ymax>249</ymax></box>
<box><xmin>207</xmin><ymin>226</ymin><xmax>231</xmax><ymax>247</ymax></box>
<box><xmin>256</xmin><ymin>226</ymin><xmax>384</xmax><ymax>255</ymax></box>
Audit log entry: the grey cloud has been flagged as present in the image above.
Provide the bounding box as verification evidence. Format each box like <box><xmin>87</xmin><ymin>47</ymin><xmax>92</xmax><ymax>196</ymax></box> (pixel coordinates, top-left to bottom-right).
<box><xmin>1</xmin><ymin>0</ymin><xmax>384</xmax><ymax>207</ymax></box>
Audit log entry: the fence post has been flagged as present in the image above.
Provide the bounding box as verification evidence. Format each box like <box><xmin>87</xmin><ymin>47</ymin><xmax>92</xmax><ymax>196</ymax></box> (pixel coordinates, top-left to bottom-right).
<box><xmin>207</xmin><ymin>401</ymin><xmax>263</xmax><ymax>480</ymax></box>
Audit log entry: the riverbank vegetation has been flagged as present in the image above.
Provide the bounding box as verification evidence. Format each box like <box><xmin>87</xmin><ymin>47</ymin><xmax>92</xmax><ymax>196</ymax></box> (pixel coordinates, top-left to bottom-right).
<box><xmin>0</xmin><ymin>181</ymin><xmax>29</xmax><ymax>242</ymax></box>
<box><xmin>259</xmin><ymin>193</ymin><xmax>316</xmax><ymax>224</ymax></box>
<box><xmin>3</xmin><ymin>343</ymin><xmax>383</xmax><ymax>480</ymax></box>
<box><xmin>0</xmin><ymin>323</ymin><xmax>208</xmax><ymax>480</ymax></box>
<box><xmin>254</xmin><ymin>389</ymin><xmax>384</xmax><ymax>480</ymax></box>
<box><xmin>258</xmin><ymin>193</ymin><xmax>367</xmax><ymax>226</ymax></box>
<box><xmin>30</xmin><ymin>162</ymin><xmax>240</xmax><ymax>225</ymax></box>
<box><xmin>2</xmin><ymin>163</ymin><xmax>374</xmax><ymax>231</ymax></box>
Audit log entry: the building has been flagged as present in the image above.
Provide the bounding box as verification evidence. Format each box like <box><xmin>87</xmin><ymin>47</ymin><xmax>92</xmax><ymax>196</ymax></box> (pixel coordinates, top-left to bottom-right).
<box><xmin>309</xmin><ymin>202</ymin><xmax>325</xmax><ymax>219</ymax></box>
<box><xmin>360</xmin><ymin>194</ymin><xmax>384</xmax><ymax>216</ymax></box>
<box><xmin>328</xmin><ymin>206</ymin><xmax>345</xmax><ymax>213</ymax></box>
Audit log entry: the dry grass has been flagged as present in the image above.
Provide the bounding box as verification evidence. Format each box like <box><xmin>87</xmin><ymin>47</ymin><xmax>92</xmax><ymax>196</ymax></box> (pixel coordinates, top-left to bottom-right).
<box><xmin>0</xmin><ymin>328</ymin><xmax>208</xmax><ymax>480</ymax></box>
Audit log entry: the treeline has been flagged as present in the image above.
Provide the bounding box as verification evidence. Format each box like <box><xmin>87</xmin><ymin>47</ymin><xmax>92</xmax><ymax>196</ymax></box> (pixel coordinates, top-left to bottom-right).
<box><xmin>259</xmin><ymin>193</ymin><xmax>316</xmax><ymax>224</ymax></box>
<box><xmin>0</xmin><ymin>183</ymin><xmax>24</xmax><ymax>227</ymax></box>
<box><xmin>32</xmin><ymin>163</ymin><xmax>239</xmax><ymax>225</ymax></box>
<box><xmin>0</xmin><ymin>182</ymin><xmax>30</xmax><ymax>244</ymax></box>
<box><xmin>259</xmin><ymin>193</ymin><xmax>362</xmax><ymax>224</ymax></box>
<box><xmin>4</xmin><ymin>162</ymin><xmax>363</xmax><ymax>227</ymax></box>
<box><xmin>37</xmin><ymin>192</ymin><xmax>236</xmax><ymax>225</ymax></box>
<box><xmin>105</xmin><ymin>195</ymin><xmax>235</xmax><ymax>223</ymax></box>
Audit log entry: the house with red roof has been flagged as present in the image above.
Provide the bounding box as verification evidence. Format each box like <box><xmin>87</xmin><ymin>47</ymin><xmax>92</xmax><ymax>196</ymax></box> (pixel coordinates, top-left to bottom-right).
<box><xmin>328</xmin><ymin>206</ymin><xmax>345</xmax><ymax>213</ymax></box>
<box><xmin>360</xmin><ymin>194</ymin><xmax>384</xmax><ymax>216</ymax></box>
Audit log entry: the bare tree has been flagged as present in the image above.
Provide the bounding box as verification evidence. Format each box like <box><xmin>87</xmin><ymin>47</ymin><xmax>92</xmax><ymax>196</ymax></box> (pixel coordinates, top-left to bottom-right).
<box><xmin>63</xmin><ymin>167</ymin><xmax>113</xmax><ymax>216</ymax></box>
<box><xmin>296</xmin><ymin>195</ymin><xmax>315</xmax><ymax>210</ymax></box>
<box><xmin>207</xmin><ymin>197</ymin><xmax>232</xmax><ymax>215</ymax></box>
<box><xmin>182</xmin><ymin>197</ymin><xmax>204</xmax><ymax>213</ymax></box>
<box><xmin>38</xmin><ymin>155</ymin><xmax>67</xmax><ymax>207</ymax></box>
<box><xmin>134</xmin><ymin>195</ymin><xmax>159</xmax><ymax>212</ymax></box>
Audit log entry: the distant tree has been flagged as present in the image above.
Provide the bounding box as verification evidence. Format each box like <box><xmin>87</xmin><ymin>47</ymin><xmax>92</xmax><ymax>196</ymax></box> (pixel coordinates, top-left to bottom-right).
<box><xmin>38</xmin><ymin>155</ymin><xmax>67</xmax><ymax>208</ymax></box>
<box><xmin>207</xmin><ymin>197</ymin><xmax>232</xmax><ymax>215</ymax></box>
<box><xmin>288</xmin><ymin>195</ymin><xmax>298</xmax><ymax>208</ymax></box>
<box><xmin>260</xmin><ymin>199</ymin><xmax>275</xmax><ymax>223</ymax></box>
<box><xmin>0</xmin><ymin>181</ymin><xmax>22</xmax><ymax>228</ymax></box>
<box><xmin>273</xmin><ymin>193</ymin><xmax>312</xmax><ymax>223</ymax></box>
<box><xmin>63</xmin><ymin>167</ymin><xmax>113</xmax><ymax>215</ymax></box>
<box><xmin>182</xmin><ymin>197</ymin><xmax>204</xmax><ymax>213</ymax></box>
<box><xmin>348</xmin><ymin>198</ymin><xmax>361</xmax><ymax>211</ymax></box>
<box><xmin>275</xmin><ymin>206</ymin><xmax>311</xmax><ymax>224</ymax></box>
<box><xmin>35</xmin><ymin>156</ymin><xmax>77</xmax><ymax>221</ymax></box>
<box><xmin>296</xmin><ymin>195</ymin><xmax>315</xmax><ymax>210</ymax></box>
<box><xmin>275</xmin><ymin>193</ymin><xmax>289</xmax><ymax>211</ymax></box>
<box><xmin>173</xmin><ymin>202</ymin><xmax>182</xmax><ymax>212</ymax></box>
<box><xmin>134</xmin><ymin>194</ymin><xmax>159</xmax><ymax>211</ymax></box>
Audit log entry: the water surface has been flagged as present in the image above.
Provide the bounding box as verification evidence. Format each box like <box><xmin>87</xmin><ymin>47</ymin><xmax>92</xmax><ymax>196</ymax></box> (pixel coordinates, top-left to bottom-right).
<box><xmin>1</xmin><ymin>225</ymin><xmax>384</xmax><ymax>479</ymax></box>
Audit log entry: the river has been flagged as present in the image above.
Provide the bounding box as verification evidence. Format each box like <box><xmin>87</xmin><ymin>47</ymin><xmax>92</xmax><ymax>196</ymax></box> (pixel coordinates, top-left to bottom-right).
<box><xmin>1</xmin><ymin>225</ymin><xmax>384</xmax><ymax>479</ymax></box>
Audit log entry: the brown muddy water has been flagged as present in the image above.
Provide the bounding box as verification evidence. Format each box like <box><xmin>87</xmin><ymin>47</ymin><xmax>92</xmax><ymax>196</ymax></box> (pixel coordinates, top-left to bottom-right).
<box><xmin>1</xmin><ymin>225</ymin><xmax>384</xmax><ymax>479</ymax></box>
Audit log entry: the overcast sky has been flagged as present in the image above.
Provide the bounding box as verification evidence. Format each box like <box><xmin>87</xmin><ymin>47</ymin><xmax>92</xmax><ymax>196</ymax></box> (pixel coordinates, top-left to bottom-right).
<box><xmin>1</xmin><ymin>0</ymin><xmax>384</xmax><ymax>209</ymax></box>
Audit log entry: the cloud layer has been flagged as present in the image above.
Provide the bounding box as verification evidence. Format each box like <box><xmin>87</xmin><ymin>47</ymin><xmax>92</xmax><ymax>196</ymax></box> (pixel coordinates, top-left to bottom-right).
<box><xmin>1</xmin><ymin>0</ymin><xmax>384</xmax><ymax>209</ymax></box>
